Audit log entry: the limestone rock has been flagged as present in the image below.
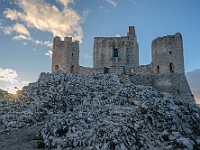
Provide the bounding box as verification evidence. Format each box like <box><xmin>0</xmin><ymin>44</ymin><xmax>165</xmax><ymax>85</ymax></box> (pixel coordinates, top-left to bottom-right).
<box><xmin>0</xmin><ymin>71</ymin><xmax>200</xmax><ymax>149</ymax></box>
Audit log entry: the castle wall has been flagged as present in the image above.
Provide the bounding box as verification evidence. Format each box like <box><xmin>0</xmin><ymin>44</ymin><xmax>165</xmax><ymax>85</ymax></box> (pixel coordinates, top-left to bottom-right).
<box><xmin>152</xmin><ymin>74</ymin><xmax>194</xmax><ymax>102</ymax></box>
<box><xmin>78</xmin><ymin>66</ymin><xmax>94</xmax><ymax>75</ymax></box>
<box><xmin>93</xmin><ymin>26</ymin><xmax>139</xmax><ymax>69</ymax></box>
<box><xmin>51</xmin><ymin>27</ymin><xmax>195</xmax><ymax>103</ymax></box>
<box><xmin>129</xmin><ymin>73</ymin><xmax>195</xmax><ymax>103</ymax></box>
<box><xmin>152</xmin><ymin>33</ymin><xmax>184</xmax><ymax>74</ymax></box>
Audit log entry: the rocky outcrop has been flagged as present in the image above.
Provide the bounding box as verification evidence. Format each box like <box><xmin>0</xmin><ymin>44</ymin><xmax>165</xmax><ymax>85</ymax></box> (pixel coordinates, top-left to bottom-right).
<box><xmin>0</xmin><ymin>71</ymin><xmax>200</xmax><ymax>149</ymax></box>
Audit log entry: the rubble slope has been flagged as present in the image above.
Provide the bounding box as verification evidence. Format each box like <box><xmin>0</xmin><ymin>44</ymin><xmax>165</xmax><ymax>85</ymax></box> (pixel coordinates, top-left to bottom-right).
<box><xmin>0</xmin><ymin>72</ymin><xmax>200</xmax><ymax>150</ymax></box>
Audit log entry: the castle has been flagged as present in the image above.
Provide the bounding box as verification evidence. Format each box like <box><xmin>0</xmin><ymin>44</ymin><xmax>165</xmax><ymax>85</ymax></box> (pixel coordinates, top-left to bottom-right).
<box><xmin>52</xmin><ymin>26</ymin><xmax>195</xmax><ymax>103</ymax></box>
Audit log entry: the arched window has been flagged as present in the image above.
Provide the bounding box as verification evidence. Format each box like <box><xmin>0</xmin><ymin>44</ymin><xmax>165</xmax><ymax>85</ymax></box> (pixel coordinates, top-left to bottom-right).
<box><xmin>169</xmin><ymin>63</ymin><xmax>174</xmax><ymax>73</ymax></box>
<box><xmin>113</xmin><ymin>48</ymin><xmax>118</xmax><ymax>57</ymax></box>
<box><xmin>55</xmin><ymin>65</ymin><xmax>59</xmax><ymax>71</ymax></box>
<box><xmin>156</xmin><ymin>66</ymin><xmax>160</xmax><ymax>73</ymax></box>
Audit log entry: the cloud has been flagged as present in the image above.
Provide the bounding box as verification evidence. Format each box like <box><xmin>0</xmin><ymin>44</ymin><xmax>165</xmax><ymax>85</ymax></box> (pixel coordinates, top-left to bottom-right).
<box><xmin>186</xmin><ymin>69</ymin><xmax>200</xmax><ymax>104</ymax></box>
<box><xmin>22</xmin><ymin>42</ymin><xmax>28</xmax><ymax>45</ymax></box>
<box><xmin>45</xmin><ymin>50</ymin><xmax>52</xmax><ymax>58</ymax></box>
<box><xmin>2</xmin><ymin>23</ymin><xmax>30</xmax><ymax>36</ymax></box>
<box><xmin>35</xmin><ymin>40</ymin><xmax>43</xmax><ymax>45</ymax></box>
<box><xmin>81</xmin><ymin>9</ymin><xmax>90</xmax><ymax>23</ymax></box>
<box><xmin>0</xmin><ymin>68</ymin><xmax>18</xmax><ymax>84</ymax></box>
<box><xmin>13</xmin><ymin>35</ymin><xmax>31</xmax><ymax>41</ymax></box>
<box><xmin>104</xmin><ymin>0</ymin><xmax>117</xmax><ymax>8</ymax></box>
<box><xmin>22</xmin><ymin>81</ymin><xmax>30</xmax><ymax>85</ymax></box>
<box><xmin>34</xmin><ymin>40</ymin><xmax>53</xmax><ymax>48</ymax></box>
<box><xmin>13</xmin><ymin>23</ymin><xmax>30</xmax><ymax>36</ymax></box>
<box><xmin>44</xmin><ymin>41</ymin><xmax>53</xmax><ymax>48</ymax></box>
<box><xmin>3</xmin><ymin>0</ymin><xmax>83</xmax><ymax>42</ymax></box>
<box><xmin>116</xmin><ymin>34</ymin><xmax>121</xmax><ymax>37</ymax></box>
<box><xmin>84</xmin><ymin>53</ymin><xmax>92</xmax><ymax>59</ymax></box>
<box><xmin>57</xmin><ymin>0</ymin><xmax>74</xmax><ymax>7</ymax></box>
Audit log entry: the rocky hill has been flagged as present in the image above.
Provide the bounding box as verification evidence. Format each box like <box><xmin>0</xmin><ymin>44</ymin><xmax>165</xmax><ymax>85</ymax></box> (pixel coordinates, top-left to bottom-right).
<box><xmin>0</xmin><ymin>71</ymin><xmax>200</xmax><ymax>150</ymax></box>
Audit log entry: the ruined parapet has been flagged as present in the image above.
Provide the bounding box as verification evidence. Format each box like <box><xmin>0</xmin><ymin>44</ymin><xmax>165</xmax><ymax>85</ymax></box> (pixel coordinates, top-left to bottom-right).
<box><xmin>52</xmin><ymin>36</ymin><xmax>79</xmax><ymax>73</ymax></box>
<box><xmin>93</xmin><ymin>26</ymin><xmax>139</xmax><ymax>71</ymax></box>
<box><xmin>152</xmin><ymin>33</ymin><xmax>184</xmax><ymax>74</ymax></box>
<box><xmin>78</xmin><ymin>66</ymin><xmax>94</xmax><ymax>75</ymax></box>
<box><xmin>125</xmin><ymin>65</ymin><xmax>153</xmax><ymax>75</ymax></box>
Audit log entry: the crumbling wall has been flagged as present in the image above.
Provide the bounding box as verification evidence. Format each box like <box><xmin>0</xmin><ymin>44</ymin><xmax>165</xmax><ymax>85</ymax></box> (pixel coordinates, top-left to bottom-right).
<box><xmin>78</xmin><ymin>66</ymin><xmax>94</xmax><ymax>75</ymax></box>
<box><xmin>129</xmin><ymin>73</ymin><xmax>195</xmax><ymax>103</ymax></box>
<box><xmin>93</xmin><ymin>26</ymin><xmax>139</xmax><ymax>69</ymax></box>
<box><xmin>152</xmin><ymin>33</ymin><xmax>184</xmax><ymax>74</ymax></box>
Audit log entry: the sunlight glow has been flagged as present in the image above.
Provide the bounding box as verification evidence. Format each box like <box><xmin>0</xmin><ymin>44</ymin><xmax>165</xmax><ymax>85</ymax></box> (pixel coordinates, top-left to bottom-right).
<box><xmin>6</xmin><ymin>87</ymin><xmax>18</xmax><ymax>94</ymax></box>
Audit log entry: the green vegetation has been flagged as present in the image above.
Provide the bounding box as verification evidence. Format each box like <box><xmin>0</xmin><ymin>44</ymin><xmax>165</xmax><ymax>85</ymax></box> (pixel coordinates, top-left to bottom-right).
<box><xmin>0</xmin><ymin>89</ymin><xmax>8</xmax><ymax>104</ymax></box>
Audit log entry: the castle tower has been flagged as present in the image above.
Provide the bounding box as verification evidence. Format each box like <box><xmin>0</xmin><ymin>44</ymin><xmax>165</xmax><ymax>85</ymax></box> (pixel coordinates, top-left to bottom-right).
<box><xmin>93</xmin><ymin>26</ymin><xmax>139</xmax><ymax>73</ymax></box>
<box><xmin>52</xmin><ymin>36</ymin><xmax>79</xmax><ymax>73</ymax></box>
<box><xmin>152</xmin><ymin>33</ymin><xmax>184</xmax><ymax>74</ymax></box>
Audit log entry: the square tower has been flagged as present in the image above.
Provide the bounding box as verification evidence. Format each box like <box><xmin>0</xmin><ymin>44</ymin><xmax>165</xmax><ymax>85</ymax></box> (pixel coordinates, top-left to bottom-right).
<box><xmin>152</xmin><ymin>33</ymin><xmax>184</xmax><ymax>74</ymax></box>
<box><xmin>52</xmin><ymin>36</ymin><xmax>79</xmax><ymax>73</ymax></box>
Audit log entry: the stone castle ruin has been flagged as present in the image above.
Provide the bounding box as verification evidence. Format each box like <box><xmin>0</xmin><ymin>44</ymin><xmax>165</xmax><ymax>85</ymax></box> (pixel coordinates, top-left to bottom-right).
<box><xmin>52</xmin><ymin>26</ymin><xmax>195</xmax><ymax>103</ymax></box>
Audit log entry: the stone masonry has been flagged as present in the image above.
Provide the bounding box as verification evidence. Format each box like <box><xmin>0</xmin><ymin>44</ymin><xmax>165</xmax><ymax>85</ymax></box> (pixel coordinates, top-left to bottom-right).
<box><xmin>51</xmin><ymin>26</ymin><xmax>195</xmax><ymax>103</ymax></box>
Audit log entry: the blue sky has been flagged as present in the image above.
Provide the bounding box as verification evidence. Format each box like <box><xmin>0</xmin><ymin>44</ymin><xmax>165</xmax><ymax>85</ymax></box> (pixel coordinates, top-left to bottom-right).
<box><xmin>0</xmin><ymin>0</ymin><xmax>200</xmax><ymax>103</ymax></box>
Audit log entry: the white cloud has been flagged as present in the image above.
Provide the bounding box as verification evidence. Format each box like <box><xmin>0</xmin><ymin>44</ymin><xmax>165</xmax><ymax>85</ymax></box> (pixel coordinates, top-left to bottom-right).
<box><xmin>57</xmin><ymin>0</ymin><xmax>74</xmax><ymax>7</ymax></box>
<box><xmin>44</xmin><ymin>41</ymin><xmax>53</xmax><ymax>48</ymax></box>
<box><xmin>0</xmin><ymin>68</ymin><xmax>18</xmax><ymax>84</ymax></box>
<box><xmin>4</xmin><ymin>0</ymin><xmax>83</xmax><ymax>42</ymax></box>
<box><xmin>34</xmin><ymin>40</ymin><xmax>53</xmax><ymax>48</ymax></box>
<box><xmin>13</xmin><ymin>23</ymin><xmax>30</xmax><ymax>36</ymax></box>
<box><xmin>45</xmin><ymin>50</ymin><xmax>52</xmax><ymax>58</ymax></box>
<box><xmin>84</xmin><ymin>53</ymin><xmax>92</xmax><ymax>59</ymax></box>
<box><xmin>13</xmin><ymin>35</ymin><xmax>31</xmax><ymax>41</ymax></box>
<box><xmin>104</xmin><ymin>0</ymin><xmax>117</xmax><ymax>7</ymax></box>
<box><xmin>116</xmin><ymin>34</ymin><xmax>121</xmax><ymax>37</ymax></box>
<box><xmin>22</xmin><ymin>81</ymin><xmax>30</xmax><ymax>85</ymax></box>
<box><xmin>22</xmin><ymin>42</ymin><xmax>27</xmax><ymax>45</ymax></box>
<box><xmin>186</xmin><ymin>69</ymin><xmax>200</xmax><ymax>104</ymax></box>
<box><xmin>81</xmin><ymin>9</ymin><xmax>90</xmax><ymax>23</ymax></box>
<box><xmin>35</xmin><ymin>40</ymin><xmax>43</xmax><ymax>45</ymax></box>
<box><xmin>2</xmin><ymin>23</ymin><xmax>30</xmax><ymax>36</ymax></box>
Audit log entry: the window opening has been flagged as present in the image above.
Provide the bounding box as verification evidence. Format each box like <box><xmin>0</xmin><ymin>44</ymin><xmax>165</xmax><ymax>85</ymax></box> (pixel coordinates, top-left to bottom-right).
<box><xmin>55</xmin><ymin>65</ymin><xmax>59</xmax><ymax>71</ymax></box>
<box><xmin>71</xmin><ymin>65</ymin><xmax>74</xmax><ymax>73</ymax></box>
<box><xmin>104</xmin><ymin>67</ymin><xmax>109</xmax><ymax>74</ymax></box>
<box><xmin>156</xmin><ymin>66</ymin><xmax>160</xmax><ymax>73</ymax></box>
<box><xmin>113</xmin><ymin>49</ymin><xmax>118</xmax><ymax>57</ymax></box>
<box><xmin>169</xmin><ymin>63</ymin><xmax>174</xmax><ymax>73</ymax></box>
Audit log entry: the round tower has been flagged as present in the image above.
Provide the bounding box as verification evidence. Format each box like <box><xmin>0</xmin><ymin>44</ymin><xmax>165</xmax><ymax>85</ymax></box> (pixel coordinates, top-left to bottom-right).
<box><xmin>152</xmin><ymin>33</ymin><xmax>184</xmax><ymax>74</ymax></box>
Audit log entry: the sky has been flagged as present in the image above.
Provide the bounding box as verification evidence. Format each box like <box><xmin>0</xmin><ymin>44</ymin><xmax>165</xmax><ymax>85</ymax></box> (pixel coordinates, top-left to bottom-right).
<box><xmin>0</xmin><ymin>0</ymin><xmax>200</xmax><ymax>103</ymax></box>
